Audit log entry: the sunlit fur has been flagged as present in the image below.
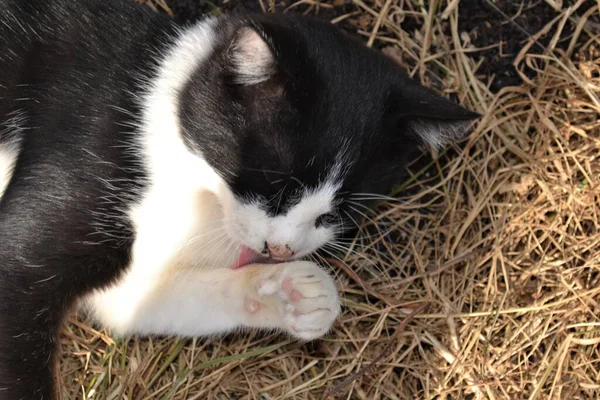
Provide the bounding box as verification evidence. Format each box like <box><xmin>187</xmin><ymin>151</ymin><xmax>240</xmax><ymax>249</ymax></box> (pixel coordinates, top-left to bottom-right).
<box><xmin>0</xmin><ymin>1</ymin><xmax>477</xmax><ymax>398</ymax></box>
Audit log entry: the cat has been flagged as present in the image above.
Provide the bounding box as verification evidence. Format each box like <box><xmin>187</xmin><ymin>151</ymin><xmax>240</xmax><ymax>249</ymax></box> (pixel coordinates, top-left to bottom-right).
<box><xmin>0</xmin><ymin>0</ymin><xmax>478</xmax><ymax>398</ymax></box>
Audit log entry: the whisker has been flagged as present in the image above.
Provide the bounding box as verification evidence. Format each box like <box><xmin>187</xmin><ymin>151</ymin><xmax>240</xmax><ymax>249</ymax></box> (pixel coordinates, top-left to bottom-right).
<box><xmin>311</xmin><ymin>252</ymin><xmax>343</xmax><ymax>284</ymax></box>
<box><xmin>342</xmin><ymin>209</ymin><xmax>364</xmax><ymax>231</ymax></box>
<box><xmin>319</xmin><ymin>247</ymin><xmax>362</xmax><ymax>282</ymax></box>
<box><xmin>349</xmin><ymin>192</ymin><xmax>404</xmax><ymax>202</ymax></box>
<box><xmin>324</xmin><ymin>244</ymin><xmax>390</xmax><ymax>283</ymax></box>
<box><xmin>219</xmin><ymin>239</ymin><xmax>240</xmax><ymax>268</ymax></box>
<box><xmin>192</xmin><ymin>234</ymin><xmax>234</xmax><ymax>269</ymax></box>
<box><xmin>347</xmin><ymin>200</ymin><xmax>381</xmax><ymax>215</ymax></box>
<box><xmin>187</xmin><ymin>232</ymin><xmax>230</xmax><ymax>262</ymax></box>
<box><xmin>349</xmin><ymin>197</ymin><xmax>403</xmax><ymax>203</ymax></box>
<box><xmin>182</xmin><ymin>225</ymin><xmax>227</xmax><ymax>247</ymax></box>
<box><xmin>290</xmin><ymin>176</ymin><xmax>306</xmax><ymax>189</ymax></box>
<box><xmin>275</xmin><ymin>184</ymin><xmax>288</xmax><ymax>215</ymax></box>
<box><xmin>336</xmin><ymin>212</ymin><xmax>345</xmax><ymax>235</ymax></box>
<box><xmin>242</xmin><ymin>167</ymin><xmax>288</xmax><ymax>176</ymax></box>
<box><xmin>326</xmin><ymin>241</ymin><xmax>385</xmax><ymax>265</ymax></box>
<box><xmin>328</xmin><ymin>239</ymin><xmax>396</xmax><ymax>269</ymax></box>
<box><xmin>346</xmin><ymin>203</ymin><xmax>383</xmax><ymax>230</ymax></box>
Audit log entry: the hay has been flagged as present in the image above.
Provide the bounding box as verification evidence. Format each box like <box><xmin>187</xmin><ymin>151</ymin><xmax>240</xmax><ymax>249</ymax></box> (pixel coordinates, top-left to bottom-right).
<box><xmin>59</xmin><ymin>1</ymin><xmax>600</xmax><ymax>398</ymax></box>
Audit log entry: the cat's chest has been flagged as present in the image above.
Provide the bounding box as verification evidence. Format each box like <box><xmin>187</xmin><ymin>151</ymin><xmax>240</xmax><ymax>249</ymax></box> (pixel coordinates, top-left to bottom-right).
<box><xmin>128</xmin><ymin>102</ymin><xmax>239</xmax><ymax>274</ymax></box>
<box><xmin>126</xmin><ymin>182</ymin><xmax>237</xmax><ymax>275</ymax></box>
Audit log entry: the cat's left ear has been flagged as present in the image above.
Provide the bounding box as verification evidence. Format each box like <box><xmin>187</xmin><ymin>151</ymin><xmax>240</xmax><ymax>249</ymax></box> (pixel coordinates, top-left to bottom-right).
<box><xmin>392</xmin><ymin>82</ymin><xmax>480</xmax><ymax>149</ymax></box>
<box><xmin>228</xmin><ymin>26</ymin><xmax>276</xmax><ymax>85</ymax></box>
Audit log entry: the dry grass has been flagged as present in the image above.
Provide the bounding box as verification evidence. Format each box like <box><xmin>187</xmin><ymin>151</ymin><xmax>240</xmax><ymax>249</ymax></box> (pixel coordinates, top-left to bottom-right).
<box><xmin>59</xmin><ymin>1</ymin><xmax>600</xmax><ymax>399</ymax></box>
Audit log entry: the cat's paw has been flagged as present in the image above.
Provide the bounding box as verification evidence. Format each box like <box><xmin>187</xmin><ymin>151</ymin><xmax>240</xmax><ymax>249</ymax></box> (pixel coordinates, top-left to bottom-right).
<box><xmin>254</xmin><ymin>261</ymin><xmax>340</xmax><ymax>340</ymax></box>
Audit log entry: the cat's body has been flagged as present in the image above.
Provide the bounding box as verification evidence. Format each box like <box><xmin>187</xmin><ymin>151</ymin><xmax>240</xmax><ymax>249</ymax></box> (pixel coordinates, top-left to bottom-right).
<box><xmin>0</xmin><ymin>0</ymin><xmax>476</xmax><ymax>398</ymax></box>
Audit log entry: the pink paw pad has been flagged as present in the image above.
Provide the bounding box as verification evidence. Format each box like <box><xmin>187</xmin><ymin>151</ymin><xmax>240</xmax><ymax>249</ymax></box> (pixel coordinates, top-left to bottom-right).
<box><xmin>244</xmin><ymin>297</ymin><xmax>262</xmax><ymax>314</ymax></box>
<box><xmin>290</xmin><ymin>290</ymin><xmax>304</xmax><ymax>302</ymax></box>
<box><xmin>281</xmin><ymin>277</ymin><xmax>294</xmax><ymax>292</ymax></box>
<box><xmin>282</xmin><ymin>277</ymin><xmax>303</xmax><ymax>302</ymax></box>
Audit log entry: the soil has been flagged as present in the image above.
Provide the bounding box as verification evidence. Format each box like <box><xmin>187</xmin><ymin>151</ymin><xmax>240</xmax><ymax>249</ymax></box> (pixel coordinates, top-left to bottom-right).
<box><xmin>163</xmin><ymin>0</ymin><xmax>358</xmax><ymax>33</ymax></box>
<box><xmin>163</xmin><ymin>0</ymin><xmax>598</xmax><ymax>92</ymax></box>
<box><xmin>455</xmin><ymin>0</ymin><xmax>598</xmax><ymax>91</ymax></box>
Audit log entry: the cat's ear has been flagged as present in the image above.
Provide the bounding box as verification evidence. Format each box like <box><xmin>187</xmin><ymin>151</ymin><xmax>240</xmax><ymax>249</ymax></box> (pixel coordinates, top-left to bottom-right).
<box><xmin>228</xmin><ymin>26</ymin><xmax>276</xmax><ymax>85</ymax></box>
<box><xmin>393</xmin><ymin>82</ymin><xmax>480</xmax><ymax>149</ymax></box>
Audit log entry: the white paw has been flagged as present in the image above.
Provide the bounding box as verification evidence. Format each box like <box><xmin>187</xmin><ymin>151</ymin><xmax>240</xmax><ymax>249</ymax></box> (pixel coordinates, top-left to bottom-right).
<box><xmin>255</xmin><ymin>261</ymin><xmax>340</xmax><ymax>340</ymax></box>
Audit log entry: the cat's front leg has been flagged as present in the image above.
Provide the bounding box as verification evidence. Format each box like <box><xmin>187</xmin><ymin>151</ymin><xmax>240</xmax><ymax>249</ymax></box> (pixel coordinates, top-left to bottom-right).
<box><xmin>89</xmin><ymin>261</ymin><xmax>340</xmax><ymax>340</ymax></box>
<box><xmin>242</xmin><ymin>261</ymin><xmax>340</xmax><ymax>340</ymax></box>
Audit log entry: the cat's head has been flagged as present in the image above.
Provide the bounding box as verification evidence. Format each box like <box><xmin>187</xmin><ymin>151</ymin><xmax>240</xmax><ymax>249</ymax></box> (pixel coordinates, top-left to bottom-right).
<box><xmin>177</xmin><ymin>14</ymin><xmax>478</xmax><ymax>264</ymax></box>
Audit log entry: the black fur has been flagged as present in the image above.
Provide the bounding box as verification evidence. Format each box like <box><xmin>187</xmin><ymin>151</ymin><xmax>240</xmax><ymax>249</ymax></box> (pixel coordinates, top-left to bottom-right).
<box><xmin>0</xmin><ymin>1</ymin><xmax>477</xmax><ymax>398</ymax></box>
<box><xmin>0</xmin><ymin>1</ymin><xmax>175</xmax><ymax>398</ymax></box>
<box><xmin>180</xmin><ymin>14</ymin><xmax>477</xmax><ymax>217</ymax></box>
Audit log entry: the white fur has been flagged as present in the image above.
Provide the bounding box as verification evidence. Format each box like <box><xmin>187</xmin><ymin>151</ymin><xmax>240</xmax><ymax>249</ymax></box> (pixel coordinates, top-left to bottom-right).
<box><xmin>410</xmin><ymin>119</ymin><xmax>472</xmax><ymax>149</ymax></box>
<box><xmin>87</xmin><ymin>18</ymin><xmax>340</xmax><ymax>340</ymax></box>
<box><xmin>0</xmin><ymin>146</ymin><xmax>17</xmax><ymax>198</ymax></box>
<box><xmin>231</xmin><ymin>27</ymin><xmax>275</xmax><ymax>85</ymax></box>
<box><xmin>226</xmin><ymin>183</ymin><xmax>338</xmax><ymax>258</ymax></box>
<box><xmin>0</xmin><ymin>112</ymin><xmax>25</xmax><ymax>199</ymax></box>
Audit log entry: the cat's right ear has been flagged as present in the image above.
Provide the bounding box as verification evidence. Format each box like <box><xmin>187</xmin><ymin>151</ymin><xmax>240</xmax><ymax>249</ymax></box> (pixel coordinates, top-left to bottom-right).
<box><xmin>390</xmin><ymin>81</ymin><xmax>480</xmax><ymax>149</ymax></box>
<box><xmin>228</xmin><ymin>26</ymin><xmax>276</xmax><ymax>85</ymax></box>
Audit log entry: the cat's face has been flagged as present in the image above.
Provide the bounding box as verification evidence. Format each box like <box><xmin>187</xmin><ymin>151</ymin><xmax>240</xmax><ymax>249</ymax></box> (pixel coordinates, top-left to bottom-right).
<box><xmin>179</xmin><ymin>15</ymin><xmax>477</xmax><ymax>263</ymax></box>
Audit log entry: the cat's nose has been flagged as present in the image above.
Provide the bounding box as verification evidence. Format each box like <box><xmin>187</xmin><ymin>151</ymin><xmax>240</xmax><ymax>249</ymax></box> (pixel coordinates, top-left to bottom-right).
<box><xmin>266</xmin><ymin>242</ymin><xmax>295</xmax><ymax>259</ymax></box>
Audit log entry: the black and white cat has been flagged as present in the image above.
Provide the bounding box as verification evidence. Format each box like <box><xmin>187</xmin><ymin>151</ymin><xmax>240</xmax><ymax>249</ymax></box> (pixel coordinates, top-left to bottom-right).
<box><xmin>0</xmin><ymin>0</ymin><xmax>477</xmax><ymax>398</ymax></box>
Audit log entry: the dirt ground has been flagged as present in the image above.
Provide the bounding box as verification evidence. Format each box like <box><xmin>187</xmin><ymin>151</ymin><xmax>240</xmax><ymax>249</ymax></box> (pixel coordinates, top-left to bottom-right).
<box><xmin>161</xmin><ymin>0</ymin><xmax>599</xmax><ymax>92</ymax></box>
<box><xmin>60</xmin><ymin>1</ymin><xmax>600</xmax><ymax>399</ymax></box>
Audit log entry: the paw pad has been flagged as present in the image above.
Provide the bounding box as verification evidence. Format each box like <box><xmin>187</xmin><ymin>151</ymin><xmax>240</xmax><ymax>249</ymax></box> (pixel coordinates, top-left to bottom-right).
<box><xmin>253</xmin><ymin>261</ymin><xmax>340</xmax><ymax>340</ymax></box>
<box><xmin>244</xmin><ymin>296</ymin><xmax>262</xmax><ymax>314</ymax></box>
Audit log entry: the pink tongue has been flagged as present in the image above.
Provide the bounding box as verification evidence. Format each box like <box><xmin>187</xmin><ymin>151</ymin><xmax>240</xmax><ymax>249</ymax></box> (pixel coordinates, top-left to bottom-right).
<box><xmin>230</xmin><ymin>246</ymin><xmax>278</xmax><ymax>269</ymax></box>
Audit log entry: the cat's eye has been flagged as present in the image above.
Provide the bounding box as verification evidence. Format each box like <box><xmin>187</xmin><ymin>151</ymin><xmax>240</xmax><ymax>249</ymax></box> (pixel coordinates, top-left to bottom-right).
<box><xmin>315</xmin><ymin>212</ymin><xmax>337</xmax><ymax>228</ymax></box>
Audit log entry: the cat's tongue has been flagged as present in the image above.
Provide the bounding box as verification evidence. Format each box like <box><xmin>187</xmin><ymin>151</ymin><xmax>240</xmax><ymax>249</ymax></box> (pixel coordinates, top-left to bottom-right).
<box><xmin>230</xmin><ymin>246</ymin><xmax>278</xmax><ymax>269</ymax></box>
